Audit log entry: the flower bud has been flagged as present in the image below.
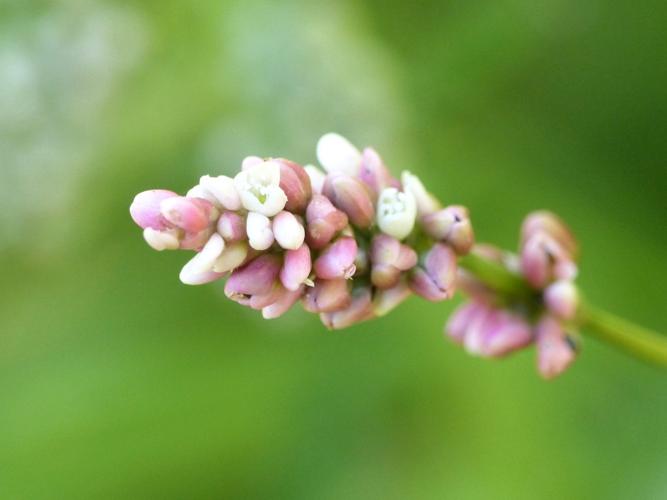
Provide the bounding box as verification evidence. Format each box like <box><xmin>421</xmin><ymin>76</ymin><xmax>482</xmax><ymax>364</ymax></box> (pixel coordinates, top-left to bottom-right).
<box><xmin>178</xmin><ymin>228</ymin><xmax>214</xmax><ymax>251</ymax></box>
<box><xmin>213</xmin><ymin>241</ymin><xmax>249</xmax><ymax>273</ymax></box>
<box><xmin>305</xmin><ymin>194</ymin><xmax>349</xmax><ymax>249</ymax></box>
<box><xmin>143</xmin><ymin>227</ymin><xmax>180</xmax><ymax>251</ymax></box>
<box><xmin>186</xmin><ymin>184</ymin><xmax>219</xmax><ymax>206</ymax></box>
<box><xmin>544</xmin><ymin>280</ymin><xmax>579</xmax><ymax>320</ymax></box>
<box><xmin>314</xmin><ymin>237</ymin><xmax>358</xmax><ymax>280</ymax></box>
<box><xmin>248</xmin><ymin>281</ymin><xmax>285</xmax><ymax>310</ymax></box>
<box><xmin>277</xmin><ymin>159</ymin><xmax>312</xmax><ymax>213</ymax></box>
<box><xmin>322</xmin><ymin>173</ymin><xmax>375</xmax><ymax>229</ymax></box>
<box><xmin>241</xmin><ymin>155</ymin><xmax>263</xmax><ymax>170</ymax></box>
<box><xmin>198</xmin><ymin>175</ymin><xmax>242</xmax><ymax>211</ymax></box>
<box><xmin>520</xmin><ymin>233</ymin><xmax>574</xmax><ymax>289</ymax></box>
<box><xmin>478</xmin><ymin>311</ymin><xmax>533</xmax><ymax>358</ymax></box>
<box><xmin>320</xmin><ymin>287</ymin><xmax>375</xmax><ymax>330</ymax></box>
<box><xmin>461</xmin><ymin>304</ymin><xmax>495</xmax><ymax>355</ymax></box>
<box><xmin>280</xmin><ymin>244</ymin><xmax>312</xmax><ymax>291</ymax></box>
<box><xmin>216</xmin><ymin>211</ymin><xmax>245</xmax><ymax>242</ymax></box>
<box><xmin>246</xmin><ymin>212</ymin><xmax>275</xmax><ymax>251</ymax></box>
<box><xmin>522</xmin><ymin>211</ymin><xmax>577</xmax><ymax>258</ymax></box>
<box><xmin>401</xmin><ymin>171</ymin><xmax>441</xmax><ymax>216</ymax></box>
<box><xmin>373</xmin><ymin>279</ymin><xmax>411</xmax><ymax>316</ymax></box>
<box><xmin>421</xmin><ymin>205</ymin><xmax>474</xmax><ymax>255</ymax></box>
<box><xmin>409</xmin><ymin>244</ymin><xmax>457</xmax><ymax>302</ymax></box>
<box><xmin>359</xmin><ymin>147</ymin><xmax>395</xmax><ymax>195</ymax></box>
<box><xmin>370</xmin><ymin>234</ymin><xmax>418</xmax><ymax>289</ymax></box>
<box><xmin>130</xmin><ymin>189</ymin><xmax>178</xmax><ymax>230</ymax></box>
<box><xmin>377</xmin><ymin>187</ymin><xmax>417</xmax><ymax>240</ymax></box>
<box><xmin>302</xmin><ymin>279</ymin><xmax>352</xmax><ymax>313</ymax></box>
<box><xmin>179</xmin><ymin>233</ymin><xmax>226</xmax><ymax>285</ymax></box>
<box><xmin>234</xmin><ymin>160</ymin><xmax>288</xmax><ymax>217</ymax></box>
<box><xmin>304</xmin><ymin>165</ymin><xmax>326</xmax><ymax>194</ymax></box>
<box><xmin>272</xmin><ymin>211</ymin><xmax>305</xmax><ymax>250</ymax></box>
<box><xmin>262</xmin><ymin>286</ymin><xmax>303</xmax><ymax>319</ymax></box>
<box><xmin>445</xmin><ymin>301</ymin><xmax>487</xmax><ymax>344</ymax></box>
<box><xmin>316</xmin><ymin>132</ymin><xmax>362</xmax><ymax>176</ymax></box>
<box><xmin>160</xmin><ymin>196</ymin><xmax>218</xmax><ymax>234</ymax></box>
<box><xmin>225</xmin><ymin>254</ymin><xmax>282</xmax><ymax>303</ymax></box>
<box><xmin>535</xmin><ymin>316</ymin><xmax>576</xmax><ymax>379</ymax></box>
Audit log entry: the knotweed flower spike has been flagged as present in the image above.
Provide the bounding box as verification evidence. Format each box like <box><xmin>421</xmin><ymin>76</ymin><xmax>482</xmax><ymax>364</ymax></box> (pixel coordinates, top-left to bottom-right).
<box><xmin>131</xmin><ymin>134</ymin><xmax>667</xmax><ymax>377</ymax></box>
<box><xmin>448</xmin><ymin>212</ymin><xmax>580</xmax><ymax>379</ymax></box>
<box><xmin>130</xmin><ymin>133</ymin><xmax>472</xmax><ymax>330</ymax></box>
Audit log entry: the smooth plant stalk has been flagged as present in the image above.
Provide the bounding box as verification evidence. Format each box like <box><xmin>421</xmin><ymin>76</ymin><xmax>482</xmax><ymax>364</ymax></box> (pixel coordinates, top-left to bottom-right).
<box><xmin>458</xmin><ymin>253</ymin><xmax>667</xmax><ymax>368</ymax></box>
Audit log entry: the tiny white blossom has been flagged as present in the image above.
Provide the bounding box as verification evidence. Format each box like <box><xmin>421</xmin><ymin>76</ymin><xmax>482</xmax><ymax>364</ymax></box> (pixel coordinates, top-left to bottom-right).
<box><xmin>377</xmin><ymin>187</ymin><xmax>417</xmax><ymax>240</ymax></box>
<box><xmin>246</xmin><ymin>212</ymin><xmax>275</xmax><ymax>250</ymax></box>
<box><xmin>234</xmin><ymin>160</ymin><xmax>288</xmax><ymax>216</ymax></box>
<box><xmin>199</xmin><ymin>175</ymin><xmax>241</xmax><ymax>211</ymax></box>
<box><xmin>316</xmin><ymin>133</ymin><xmax>362</xmax><ymax>176</ymax></box>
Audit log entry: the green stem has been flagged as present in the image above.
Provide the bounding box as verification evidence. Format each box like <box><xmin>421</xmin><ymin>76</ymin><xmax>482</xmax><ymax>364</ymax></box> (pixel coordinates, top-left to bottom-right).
<box><xmin>458</xmin><ymin>253</ymin><xmax>667</xmax><ymax>368</ymax></box>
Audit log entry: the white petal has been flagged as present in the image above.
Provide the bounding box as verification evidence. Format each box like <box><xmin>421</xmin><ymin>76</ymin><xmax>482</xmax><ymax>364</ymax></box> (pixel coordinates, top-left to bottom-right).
<box><xmin>213</xmin><ymin>241</ymin><xmax>249</xmax><ymax>273</ymax></box>
<box><xmin>186</xmin><ymin>185</ymin><xmax>219</xmax><ymax>206</ymax></box>
<box><xmin>401</xmin><ymin>171</ymin><xmax>441</xmax><ymax>216</ymax></box>
<box><xmin>143</xmin><ymin>228</ymin><xmax>180</xmax><ymax>251</ymax></box>
<box><xmin>273</xmin><ymin>212</ymin><xmax>305</xmax><ymax>250</ymax></box>
<box><xmin>377</xmin><ymin>188</ymin><xmax>417</xmax><ymax>240</ymax></box>
<box><xmin>304</xmin><ymin>164</ymin><xmax>326</xmax><ymax>194</ymax></box>
<box><xmin>199</xmin><ymin>175</ymin><xmax>241</xmax><ymax>211</ymax></box>
<box><xmin>316</xmin><ymin>133</ymin><xmax>362</xmax><ymax>175</ymax></box>
<box><xmin>246</xmin><ymin>212</ymin><xmax>275</xmax><ymax>250</ymax></box>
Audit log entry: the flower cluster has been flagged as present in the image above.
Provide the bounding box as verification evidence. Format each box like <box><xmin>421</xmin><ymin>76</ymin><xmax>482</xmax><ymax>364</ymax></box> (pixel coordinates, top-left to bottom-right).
<box><xmin>130</xmin><ymin>133</ymin><xmax>474</xmax><ymax>329</ymax></box>
<box><xmin>446</xmin><ymin>211</ymin><xmax>579</xmax><ymax>379</ymax></box>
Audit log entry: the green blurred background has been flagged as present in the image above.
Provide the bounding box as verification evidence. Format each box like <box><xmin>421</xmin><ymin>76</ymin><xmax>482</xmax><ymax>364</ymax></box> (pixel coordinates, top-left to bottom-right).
<box><xmin>1</xmin><ymin>0</ymin><xmax>666</xmax><ymax>498</ymax></box>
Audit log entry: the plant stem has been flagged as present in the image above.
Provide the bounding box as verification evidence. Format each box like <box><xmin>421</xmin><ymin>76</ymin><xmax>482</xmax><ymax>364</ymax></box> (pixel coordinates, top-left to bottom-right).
<box><xmin>457</xmin><ymin>253</ymin><xmax>667</xmax><ymax>368</ymax></box>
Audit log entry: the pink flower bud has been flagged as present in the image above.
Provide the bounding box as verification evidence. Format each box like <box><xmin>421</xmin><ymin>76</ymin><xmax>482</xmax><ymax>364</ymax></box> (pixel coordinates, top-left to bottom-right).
<box><xmin>262</xmin><ymin>285</ymin><xmax>303</xmax><ymax>319</ymax></box>
<box><xmin>199</xmin><ymin>175</ymin><xmax>242</xmax><ymax>211</ymax></box>
<box><xmin>217</xmin><ymin>211</ymin><xmax>246</xmax><ymax>242</ymax></box>
<box><xmin>358</xmin><ymin>147</ymin><xmax>395</xmax><ymax>196</ymax></box>
<box><xmin>272</xmin><ymin>211</ymin><xmax>305</xmax><ymax>250</ymax></box>
<box><xmin>401</xmin><ymin>171</ymin><xmax>441</xmax><ymax>216</ymax></box>
<box><xmin>316</xmin><ymin>133</ymin><xmax>362</xmax><ymax>176</ymax></box>
<box><xmin>178</xmin><ymin>228</ymin><xmax>214</xmax><ymax>251</ymax></box>
<box><xmin>277</xmin><ymin>159</ymin><xmax>312</xmax><ymax>213</ymax></box>
<box><xmin>248</xmin><ymin>281</ymin><xmax>285</xmax><ymax>310</ymax></box>
<box><xmin>477</xmin><ymin>312</ymin><xmax>533</xmax><ymax>358</ymax></box>
<box><xmin>536</xmin><ymin>316</ymin><xmax>576</xmax><ymax>379</ymax></box>
<box><xmin>143</xmin><ymin>227</ymin><xmax>181</xmax><ymax>251</ymax></box>
<box><xmin>179</xmin><ymin>233</ymin><xmax>226</xmax><ymax>285</ymax></box>
<box><xmin>520</xmin><ymin>233</ymin><xmax>573</xmax><ymax>289</ymax></box>
<box><xmin>544</xmin><ymin>280</ymin><xmax>579</xmax><ymax>320</ymax></box>
<box><xmin>370</xmin><ymin>234</ymin><xmax>418</xmax><ymax>289</ymax></box>
<box><xmin>246</xmin><ymin>212</ymin><xmax>275</xmax><ymax>251</ymax></box>
<box><xmin>421</xmin><ymin>205</ymin><xmax>474</xmax><ymax>255</ymax></box>
<box><xmin>304</xmin><ymin>165</ymin><xmax>326</xmax><ymax>194</ymax></box>
<box><xmin>445</xmin><ymin>301</ymin><xmax>487</xmax><ymax>344</ymax></box>
<box><xmin>521</xmin><ymin>211</ymin><xmax>577</xmax><ymax>258</ymax></box>
<box><xmin>314</xmin><ymin>237</ymin><xmax>358</xmax><ymax>280</ymax></box>
<box><xmin>225</xmin><ymin>254</ymin><xmax>282</xmax><ymax>303</ymax></box>
<box><xmin>130</xmin><ymin>189</ymin><xmax>178</xmax><ymax>230</ymax></box>
<box><xmin>320</xmin><ymin>287</ymin><xmax>375</xmax><ymax>330</ymax></box>
<box><xmin>409</xmin><ymin>244</ymin><xmax>457</xmax><ymax>302</ymax></box>
<box><xmin>322</xmin><ymin>173</ymin><xmax>375</xmax><ymax>229</ymax></box>
<box><xmin>303</xmin><ymin>279</ymin><xmax>352</xmax><ymax>313</ymax></box>
<box><xmin>373</xmin><ymin>279</ymin><xmax>411</xmax><ymax>316</ymax></box>
<box><xmin>305</xmin><ymin>194</ymin><xmax>349</xmax><ymax>249</ymax></box>
<box><xmin>160</xmin><ymin>196</ymin><xmax>218</xmax><ymax>234</ymax></box>
<box><xmin>280</xmin><ymin>244</ymin><xmax>312</xmax><ymax>291</ymax></box>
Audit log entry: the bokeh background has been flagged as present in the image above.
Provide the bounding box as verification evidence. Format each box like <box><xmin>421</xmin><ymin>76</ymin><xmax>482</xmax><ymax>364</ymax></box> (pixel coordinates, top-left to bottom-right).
<box><xmin>1</xmin><ymin>0</ymin><xmax>666</xmax><ymax>498</ymax></box>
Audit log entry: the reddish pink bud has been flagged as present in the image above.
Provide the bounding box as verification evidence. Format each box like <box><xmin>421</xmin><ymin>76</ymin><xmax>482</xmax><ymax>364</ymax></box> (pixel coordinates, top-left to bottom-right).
<box><xmin>217</xmin><ymin>211</ymin><xmax>246</xmax><ymax>242</ymax></box>
<box><xmin>477</xmin><ymin>311</ymin><xmax>533</xmax><ymax>358</ymax></box>
<box><xmin>536</xmin><ymin>316</ymin><xmax>576</xmax><ymax>379</ymax></box>
<box><xmin>314</xmin><ymin>237</ymin><xmax>358</xmax><ymax>280</ymax></box>
<box><xmin>178</xmin><ymin>228</ymin><xmax>214</xmax><ymax>251</ymax></box>
<box><xmin>130</xmin><ymin>189</ymin><xmax>178</xmax><ymax>230</ymax></box>
<box><xmin>280</xmin><ymin>244</ymin><xmax>312</xmax><ymax>291</ymax></box>
<box><xmin>520</xmin><ymin>233</ymin><xmax>574</xmax><ymax>289</ymax></box>
<box><xmin>370</xmin><ymin>234</ymin><xmax>418</xmax><ymax>289</ymax></box>
<box><xmin>446</xmin><ymin>301</ymin><xmax>487</xmax><ymax>344</ymax></box>
<box><xmin>409</xmin><ymin>244</ymin><xmax>457</xmax><ymax>302</ymax></box>
<box><xmin>277</xmin><ymin>159</ymin><xmax>312</xmax><ymax>213</ymax></box>
<box><xmin>373</xmin><ymin>279</ymin><xmax>411</xmax><ymax>316</ymax></box>
<box><xmin>322</xmin><ymin>173</ymin><xmax>375</xmax><ymax>229</ymax></box>
<box><xmin>248</xmin><ymin>281</ymin><xmax>285</xmax><ymax>310</ymax></box>
<box><xmin>160</xmin><ymin>196</ymin><xmax>218</xmax><ymax>234</ymax></box>
<box><xmin>305</xmin><ymin>194</ymin><xmax>349</xmax><ymax>249</ymax></box>
<box><xmin>303</xmin><ymin>279</ymin><xmax>352</xmax><ymax>313</ymax></box>
<box><xmin>461</xmin><ymin>304</ymin><xmax>495</xmax><ymax>355</ymax></box>
<box><xmin>521</xmin><ymin>211</ymin><xmax>577</xmax><ymax>258</ymax></box>
<box><xmin>225</xmin><ymin>254</ymin><xmax>282</xmax><ymax>304</ymax></box>
<box><xmin>544</xmin><ymin>280</ymin><xmax>579</xmax><ymax>320</ymax></box>
<box><xmin>421</xmin><ymin>205</ymin><xmax>474</xmax><ymax>255</ymax></box>
<box><xmin>320</xmin><ymin>287</ymin><xmax>375</xmax><ymax>330</ymax></box>
<box><xmin>262</xmin><ymin>285</ymin><xmax>303</xmax><ymax>319</ymax></box>
<box><xmin>358</xmin><ymin>147</ymin><xmax>395</xmax><ymax>196</ymax></box>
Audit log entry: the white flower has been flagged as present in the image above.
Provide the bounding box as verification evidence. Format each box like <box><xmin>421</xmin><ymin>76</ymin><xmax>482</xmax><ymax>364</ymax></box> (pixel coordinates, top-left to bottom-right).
<box><xmin>198</xmin><ymin>175</ymin><xmax>241</xmax><ymax>211</ymax></box>
<box><xmin>272</xmin><ymin>211</ymin><xmax>305</xmax><ymax>250</ymax></box>
<box><xmin>377</xmin><ymin>187</ymin><xmax>417</xmax><ymax>240</ymax></box>
<box><xmin>401</xmin><ymin>171</ymin><xmax>441</xmax><ymax>216</ymax></box>
<box><xmin>246</xmin><ymin>212</ymin><xmax>275</xmax><ymax>250</ymax></box>
<box><xmin>179</xmin><ymin>233</ymin><xmax>226</xmax><ymax>284</ymax></box>
<box><xmin>316</xmin><ymin>133</ymin><xmax>362</xmax><ymax>176</ymax></box>
<box><xmin>143</xmin><ymin>227</ymin><xmax>180</xmax><ymax>251</ymax></box>
<box><xmin>304</xmin><ymin>164</ymin><xmax>326</xmax><ymax>194</ymax></box>
<box><xmin>234</xmin><ymin>160</ymin><xmax>287</xmax><ymax>216</ymax></box>
<box><xmin>213</xmin><ymin>241</ymin><xmax>249</xmax><ymax>273</ymax></box>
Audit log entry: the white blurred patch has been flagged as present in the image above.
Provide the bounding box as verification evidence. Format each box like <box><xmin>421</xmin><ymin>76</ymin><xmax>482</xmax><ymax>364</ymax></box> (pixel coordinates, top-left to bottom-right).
<box><xmin>0</xmin><ymin>5</ymin><xmax>148</xmax><ymax>251</ymax></box>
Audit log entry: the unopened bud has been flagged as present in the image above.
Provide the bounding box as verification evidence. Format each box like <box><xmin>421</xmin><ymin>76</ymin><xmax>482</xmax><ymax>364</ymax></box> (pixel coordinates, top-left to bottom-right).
<box><xmin>303</xmin><ymin>278</ymin><xmax>352</xmax><ymax>313</ymax></box>
<box><xmin>241</xmin><ymin>155</ymin><xmax>263</xmax><ymax>170</ymax></box>
<box><xmin>130</xmin><ymin>189</ymin><xmax>178</xmax><ymax>230</ymax></box>
<box><xmin>409</xmin><ymin>244</ymin><xmax>457</xmax><ymax>302</ymax></box>
<box><xmin>217</xmin><ymin>211</ymin><xmax>246</xmax><ymax>242</ymax></box>
<box><xmin>213</xmin><ymin>241</ymin><xmax>249</xmax><ymax>273</ymax></box>
<box><xmin>535</xmin><ymin>315</ymin><xmax>576</xmax><ymax>379</ymax></box>
<box><xmin>522</xmin><ymin>211</ymin><xmax>577</xmax><ymax>258</ymax></box>
<box><xmin>477</xmin><ymin>311</ymin><xmax>533</xmax><ymax>358</ymax></box>
<box><xmin>377</xmin><ymin>187</ymin><xmax>417</xmax><ymax>240</ymax></box>
<box><xmin>225</xmin><ymin>254</ymin><xmax>282</xmax><ymax>303</ymax></box>
<box><xmin>143</xmin><ymin>227</ymin><xmax>180</xmax><ymax>251</ymax></box>
<box><xmin>320</xmin><ymin>287</ymin><xmax>375</xmax><ymax>330</ymax></box>
<box><xmin>316</xmin><ymin>132</ymin><xmax>362</xmax><ymax>176</ymax></box>
<box><xmin>401</xmin><ymin>171</ymin><xmax>441</xmax><ymax>216</ymax></box>
<box><xmin>421</xmin><ymin>205</ymin><xmax>474</xmax><ymax>255</ymax></box>
<box><xmin>262</xmin><ymin>286</ymin><xmax>303</xmax><ymax>319</ymax></box>
<box><xmin>358</xmin><ymin>147</ymin><xmax>395</xmax><ymax>195</ymax></box>
<box><xmin>370</xmin><ymin>234</ymin><xmax>418</xmax><ymax>289</ymax></box>
<box><xmin>520</xmin><ymin>233</ymin><xmax>574</xmax><ymax>289</ymax></box>
<box><xmin>373</xmin><ymin>279</ymin><xmax>411</xmax><ymax>316</ymax></box>
<box><xmin>304</xmin><ymin>165</ymin><xmax>326</xmax><ymax>195</ymax></box>
<box><xmin>280</xmin><ymin>244</ymin><xmax>312</xmax><ymax>291</ymax></box>
<box><xmin>314</xmin><ymin>237</ymin><xmax>358</xmax><ymax>280</ymax></box>
<box><xmin>272</xmin><ymin>211</ymin><xmax>305</xmax><ymax>250</ymax></box>
<box><xmin>161</xmin><ymin>196</ymin><xmax>218</xmax><ymax>234</ymax></box>
<box><xmin>322</xmin><ymin>173</ymin><xmax>375</xmax><ymax>229</ymax></box>
<box><xmin>275</xmin><ymin>159</ymin><xmax>312</xmax><ymax>213</ymax></box>
<box><xmin>246</xmin><ymin>212</ymin><xmax>275</xmax><ymax>251</ymax></box>
<box><xmin>445</xmin><ymin>301</ymin><xmax>487</xmax><ymax>345</ymax></box>
<box><xmin>179</xmin><ymin>233</ymin><xmax>226</xmax><ymax>285</ymax></box>
<box><xmin>544</xmin><ymin>280</ymin><xmax>579</xmax><ymax>320</ymax></box>
<box><xmin>305</xmin><ymin>194</ymin><xmax>349</xmax><ymax>249</ymax></box>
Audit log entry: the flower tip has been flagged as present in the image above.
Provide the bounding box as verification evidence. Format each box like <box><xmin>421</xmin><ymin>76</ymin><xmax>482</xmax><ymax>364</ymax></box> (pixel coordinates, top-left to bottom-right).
<box><xmin>316</xmin><ymin>132</ymin><xmax>362</xmax><ymax>176</ymax></box>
